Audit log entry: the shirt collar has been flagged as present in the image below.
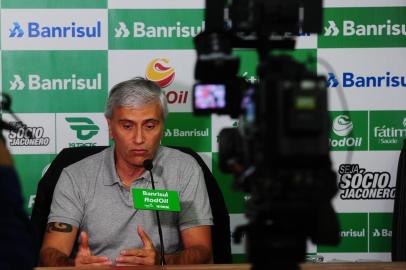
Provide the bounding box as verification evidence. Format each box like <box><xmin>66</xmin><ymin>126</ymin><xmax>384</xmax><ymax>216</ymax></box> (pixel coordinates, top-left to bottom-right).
<box><xmin>102</xmin><ymin>145</ymin><xmax>162</xmax><ymax>186</ymax></box>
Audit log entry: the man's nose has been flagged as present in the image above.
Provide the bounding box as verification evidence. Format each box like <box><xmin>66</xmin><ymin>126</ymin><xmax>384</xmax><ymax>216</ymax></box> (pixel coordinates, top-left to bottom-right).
<box><xmin>133</xmin><ymin>127</ymin><xmax>145</xmax><ymax>144</ymax></box>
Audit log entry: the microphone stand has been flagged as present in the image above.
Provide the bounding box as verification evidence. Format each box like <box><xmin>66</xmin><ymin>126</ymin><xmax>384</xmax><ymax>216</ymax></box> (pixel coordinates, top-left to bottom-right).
<box><xmin>144</xmin><ymin>160</ymin><xmax>166</xmax><ymax>266</ymax></box>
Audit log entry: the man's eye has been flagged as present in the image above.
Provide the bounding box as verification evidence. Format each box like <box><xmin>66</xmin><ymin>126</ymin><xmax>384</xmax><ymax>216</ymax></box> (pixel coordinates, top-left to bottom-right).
<box><xmin>145</xmin><ymin>124</ymin><xmax>155</xmax><ymax>129</ymax></box>
<box><xmin>122</xmin><ymin>123</ymin><xmax>132</xmax><ymax>129</ymax></box>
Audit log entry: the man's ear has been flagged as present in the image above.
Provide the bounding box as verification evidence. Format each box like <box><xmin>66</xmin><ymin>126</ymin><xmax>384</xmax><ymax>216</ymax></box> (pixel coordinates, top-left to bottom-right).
<box><xmin>106</xmin><ymin>118</ymin><xmax>113</xmax><ymax>139</ymax></box>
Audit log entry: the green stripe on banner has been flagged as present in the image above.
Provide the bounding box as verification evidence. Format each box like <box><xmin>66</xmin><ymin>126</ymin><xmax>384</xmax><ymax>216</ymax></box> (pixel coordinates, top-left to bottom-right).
<box><xmin>318</xmin><ymin>213</ymin><xmax>368</xmax><ymax>253</ymax></box>
<box><xmin>2</xmin><ymin>0</ymin><xmax>107</xmax><ymax>8</ymax></box>
<box><xmin>234</xmin><ymin>49</ymin><xmax>318</xmax><ymax>80</ymax></box>
<box><xmin>13</xmin><ymin>154</ymin><xmax>56</xmax><ymax>214</ymax></box>
<box><xmin>232</xmin><ymin>254</ymin><xmax>247</xmax><ymax>263</ymax></box>
<box><xmin>212</xmin><ymin>153</ymin><xmax>246</xmax><ymax>214</ymax></box>
<box><xmin>319</xmin><ymin>7</ymin><xmax>406</xmax><ymax>48</ymax></box>
<box><xmin>2</xmin><ymin>51</ymin><xmax>108</xmax><ymax>113</ymax></box>
<box><xmin>162</xmin><ymin>113</ymin><xmax>211</xmax><ymax>153</ymax></box>
<box><xmin>109</xmin><ymin>9</ymin><xmax>204</xmax><ymax>50</ymax></box>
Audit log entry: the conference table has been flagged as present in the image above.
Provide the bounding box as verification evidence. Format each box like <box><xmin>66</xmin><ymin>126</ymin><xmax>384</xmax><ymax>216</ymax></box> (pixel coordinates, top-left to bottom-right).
<box><xmin>34</xmin><ymin>262</ymin><xmax>406</xmax><ymax>270</ymax></box>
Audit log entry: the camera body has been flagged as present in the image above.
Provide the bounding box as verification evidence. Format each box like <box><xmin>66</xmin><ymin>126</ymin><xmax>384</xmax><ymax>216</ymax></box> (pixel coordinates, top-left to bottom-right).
<box><xmin>193</xmin><ymin>1</ymin><xmax>339</xmax><ymax>269</ymax></box>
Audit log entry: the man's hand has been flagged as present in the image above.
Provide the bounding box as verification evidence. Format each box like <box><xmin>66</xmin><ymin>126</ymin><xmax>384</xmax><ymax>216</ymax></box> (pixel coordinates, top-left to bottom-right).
<box><xmin>116</xmin><ymin>225</ymin><xmax>158</xmax><ymax>265</ymax></box>
<box><xmin>74</xmin><ymin>231</ymin><xmax>112</xmax><ymax>266</ymax></box>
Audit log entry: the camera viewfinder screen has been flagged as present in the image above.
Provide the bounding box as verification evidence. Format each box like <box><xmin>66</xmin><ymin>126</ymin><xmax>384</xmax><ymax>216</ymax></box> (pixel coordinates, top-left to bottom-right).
<box><xmin>194</xmin><ymin>84</ymin><xmax>226</xmax><ymax>109</ymax></box>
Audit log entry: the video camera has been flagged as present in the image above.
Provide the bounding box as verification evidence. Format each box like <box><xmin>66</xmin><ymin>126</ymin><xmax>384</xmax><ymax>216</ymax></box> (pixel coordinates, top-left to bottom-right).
<box><xmin>192</xmin><ymin>1</ymin><xmax>340</xmax><ymax>269</ymax></box>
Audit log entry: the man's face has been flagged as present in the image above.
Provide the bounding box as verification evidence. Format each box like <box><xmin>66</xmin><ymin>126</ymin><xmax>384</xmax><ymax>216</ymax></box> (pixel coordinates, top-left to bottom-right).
<box><xmin>107</xmin><ymin>100</ymin><xmax>164</xmax><ymax>168</ymax></box>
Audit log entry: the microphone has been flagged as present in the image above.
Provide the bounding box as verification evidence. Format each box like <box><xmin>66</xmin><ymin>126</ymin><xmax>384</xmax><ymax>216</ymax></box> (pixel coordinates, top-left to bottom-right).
<box><xmin>143</xmin><ymin>159</ymin><xmax>166</xmax><ymax>266</ymax></box>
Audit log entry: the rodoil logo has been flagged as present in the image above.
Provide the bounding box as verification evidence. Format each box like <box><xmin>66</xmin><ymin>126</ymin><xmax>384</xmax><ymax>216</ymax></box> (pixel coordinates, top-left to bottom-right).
<box><xmin>9</xmin><ymin>21</ymin><xmax>101</xmax><ymax>38</ymax></box>
<box><xmin>329</xmin><ymin>112</ymin><xmax>367</xmax><ymax>151</ymax></box>
<box><xmin>144</xmin><ymin>58</ymin><xmax>188</xmax><ymax>105</ymax></box>
<box><xmin>338</xmin><ymin>164</ymin><xmax>395</xmax><ymax>200</ymax></box>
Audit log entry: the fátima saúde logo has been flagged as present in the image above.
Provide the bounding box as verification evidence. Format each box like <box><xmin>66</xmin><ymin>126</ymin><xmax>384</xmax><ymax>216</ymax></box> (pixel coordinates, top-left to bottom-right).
<box><xmin>145</xmin><ymin>58</ymin><xmax>175</xmax><ymax>88</ymax></box>
<box><xmin>370</xmin><ymin>111</ymin><xmax>406</xmax><ymax>150</ymax></box>
<box><xmin>9</xmin><ymin>21</ymin><xmax>101</xmax><ymax>38</ymax></box>
<box><xmin>66</xmin><ymin>117</ymin><xmax>99</xmax><ymax>141</ymax></box>
<box><xmin>319</xmin><ymin>7</ymin><xmax>406</xmax><ymax>48</ymax></box>
<box><xmin>338</xmin><ymin>164</ymin><xmax>394</xmax><ymax>200</ymax></box>
<box><xmin>329</xmin><ymin>112</ymin><xmax>367</xmax><ymax>151</ymax></box>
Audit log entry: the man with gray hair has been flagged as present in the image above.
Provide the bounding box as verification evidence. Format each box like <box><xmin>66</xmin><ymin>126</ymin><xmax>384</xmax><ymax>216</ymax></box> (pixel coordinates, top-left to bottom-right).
<box><xmin>39</xmin><ymin>77</ymin><xmax>213</xmax><ymax>266</ymax></box>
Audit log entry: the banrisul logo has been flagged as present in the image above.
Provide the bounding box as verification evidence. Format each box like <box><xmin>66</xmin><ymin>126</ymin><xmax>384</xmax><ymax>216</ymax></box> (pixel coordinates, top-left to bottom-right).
<box><xmin>145</xmin><ymin>58</ymin><xmax>175</xmax><ymax>88</ymax></box>
<box><xmin>162</xmin><ymin>113</ymin><xmax>211</xmax><ymax>152</ymax></box>
<box><xmin>9</xmin><ymin>22</ymin><xmax>24</xmax><ymax>37</ymax></box>
<box><xmin>9</xmin><ymin>73</ymin><xmax>102</xmax><ymax>91</ymax></box>
<box><xmin>327</xmin><ymin>72</ymin><xmax>406</xmax><ymax>88</ymax></box>
<box><xmin>109</xmin><ymin>9</ymin><xmax>204</xmax><ymax>49</ymax></box>
<box><xmin>370</xmin><ymin>111</ymin><xmax>406</xmax><ymax>150</ymax></box>
<box><xmin>329</xmin><ymin>112</ymin><xmax>368</xmax><ymax>151</ymax></box>
<box><xmin>338</xmin><ymin>164</ymin><xmax>394</xmax><ymax>200</ymax></box>
<box><xmin>319</xmin><ymin>7</ymin><xmax>406</xmax><ymax>48</ymax></box>
<box><xmin>3</xmin><ymin>51</ymin><xmax>107</xmax><ymax>113</ymax></box>
<box><xmin>66</xmin><ymin>117</ymin><xmax>100</xmax><ymax>141</ymax></box>
<box><xmin>9</xmin><ymin>21</ymin><xmax>101</xmax><ymax>38</ymax></box>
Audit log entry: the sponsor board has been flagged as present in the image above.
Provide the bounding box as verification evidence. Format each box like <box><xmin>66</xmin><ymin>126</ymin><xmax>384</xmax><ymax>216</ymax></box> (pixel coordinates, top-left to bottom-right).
<box><xmin>370</xmin><ymin>110</ymin><xmax>406</xmax><ymax>150</ymax></box>
<box><xmin>330</xmin><ymin>151</ymin><xmax>398</xmax><ymax>213</ymax></box>
<box><xmin>229</xmin><ymin>214</ymin><xmax>248</xmax><ymax>254</ymax></box>
<box><xmin>2</xmin><ymin>51</ymin><xmax>108</xmax><ymax>113</ymax></box>
<box><xmin>108</xmin><ymin>51</ymin><xmax>195</xmax><ymax>112</ymax></box>
<box><xmin>55</xmin><ymin>113</ymin><xmax>109</xmax><ymax>152</ymax></box>
<box><xmin>1</xmin><ymin>113</ymin><xmax>55</xmax><ymax>154</ymax></box>
<box><xmin>2</xmin><ymin>0</ymin><xmax>107</xmax><ymax>8</ymax></box>
<box><xmin>319</xmin><ymin>7</ymin><xmax>406</xmax><ymax>48</ymax></box>
<box><xmin>108</xmin><ymin>0</ymin><xmax>204</xmax><ymax>9</ymax></box>
<box><xmin>318</xmin><ymin>212</ymin><xmax>392</xmax><ymax>253</ymax></box>
<box><xmin>318</xmin><ymin>48</ymin><xmax>406</xmax><ymax>110</ymax></box>
<box><xmin>329</xmin><ymin>111</ymin><xmax>368</xmax><ymax>151</ymax></box>
<box><xmin>162</xmin><ymin>112</ymin><xmax>211</xmax><ymax>152</ymax></box>
<box><xmin>13</xmin><ymin>154</ymin><xmax>56</xmax><ymax>214</ymax></box>
<box><xmin>212</xmin><ymin>153</ymin><xmax>246</xmax><ymax>214</ymax></box>
<box><xmin>326</xmin><ymin>71</ymin><xmax>406</xmax><ymax>89</ymax></box>
<box><xmin>211</xmin><ymin>115</ymin><xmax>238</xmax><ymax>153</ymax></box>
<box><xmin>318</xmin><ymin>213</ymin><xmax>368</xmax><ymax>252</ymax></box>
<box><xmin>2</xmin><ymin>9</ymin><xmax>107</xmax><ymax>50</ymax></box>
<box><xmin>109</xmin><ymin>9</ymin><xmax>204</xmax><ymax>49</ymax></box>
<box><xmin>338</xmin><ymin>164</ymin><xmax>395</xmax><ymax>200</ymax></box>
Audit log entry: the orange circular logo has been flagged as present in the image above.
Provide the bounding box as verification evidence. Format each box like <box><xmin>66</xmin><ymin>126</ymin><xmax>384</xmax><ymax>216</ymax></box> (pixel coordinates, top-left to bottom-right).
<box><xmin>145</xmin><ymin>58</ymin><xmax>175</xmax><ymax>88</ymax></box>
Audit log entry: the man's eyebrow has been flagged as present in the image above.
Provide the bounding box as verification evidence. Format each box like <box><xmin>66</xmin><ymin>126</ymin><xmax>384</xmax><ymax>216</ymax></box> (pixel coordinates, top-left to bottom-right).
<box><xmin>144</xmin><ymin>118</ymin><xmax>160</xmax><ymax>123</ymax></box>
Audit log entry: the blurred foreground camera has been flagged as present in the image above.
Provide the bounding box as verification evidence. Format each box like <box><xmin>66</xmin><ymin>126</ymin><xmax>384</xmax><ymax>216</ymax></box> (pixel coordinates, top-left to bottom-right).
<box><xmin>193</xmin><ymin>1</ymin><xmax>339</xmax><ymax>270</ymax></box>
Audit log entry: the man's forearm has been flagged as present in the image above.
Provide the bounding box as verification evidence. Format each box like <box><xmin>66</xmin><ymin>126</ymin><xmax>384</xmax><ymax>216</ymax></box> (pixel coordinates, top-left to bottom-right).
<box><xmin>165</xmin><ymin>245</ymin><xmax>212</xmax><ymax>264</ymax></box>
<box><xmin>39</xmin><ymin>247</ymin><xmax>74</xmax><ymax>267</ymax></box>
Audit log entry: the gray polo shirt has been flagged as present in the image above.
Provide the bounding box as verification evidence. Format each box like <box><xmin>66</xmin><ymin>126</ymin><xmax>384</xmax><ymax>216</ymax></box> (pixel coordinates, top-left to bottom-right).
<box><xmin>48</xmin><ymin>146</ymin><xmax>213</xmax><ymax>261</ymax></box>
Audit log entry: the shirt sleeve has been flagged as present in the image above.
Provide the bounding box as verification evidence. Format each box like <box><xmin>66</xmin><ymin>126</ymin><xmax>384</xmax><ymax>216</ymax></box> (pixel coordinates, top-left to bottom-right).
<box><xmin>178</xmin><ymin>158</ymin><xmax>213</xmax><ymax>231</ymax></box>
<box><xmin>48</xmin><ymin>168</ymin><xmax>84</xmax><ymax>228</ymax></box>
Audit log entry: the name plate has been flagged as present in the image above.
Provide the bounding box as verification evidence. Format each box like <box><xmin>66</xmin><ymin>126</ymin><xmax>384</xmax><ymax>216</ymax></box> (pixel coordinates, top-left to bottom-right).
<box><xmin>132</xmin><ymin>188</ymin><xmax>181</xmax><ymax>212</ymax></box>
